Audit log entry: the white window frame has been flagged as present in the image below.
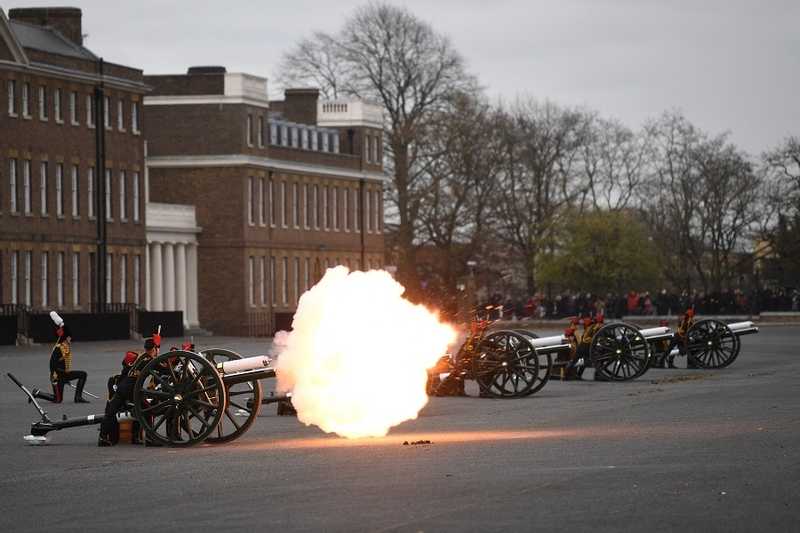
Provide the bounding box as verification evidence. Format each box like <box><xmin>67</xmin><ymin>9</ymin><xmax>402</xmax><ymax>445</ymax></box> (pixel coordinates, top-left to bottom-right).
<box><xmin>22</xmin><ymin>82</ymin><xmax>30</xmax><ymax>117</ymax></box>
<box><xmin>365</xmin><ymin>136</ymin><xmax>371</xmax><ymax>163</ymax></box>
<box><xmin>9</xmin><ymin>159</ymin><xmax>17</xmax><ymax>213</ymax></box>
<box><xmin>270</xmin><ymin>122</ymin><xmax>278</xmax><ymax>145</ymax></box>
<box><xmin>303</xmin><ymin>184</ymin><xmax>310</xmax><ymax>229</ymax></box>
<box><xmin>304</xmin><ymin>257</ymin><xmax>310</xmax><ymax>291</ymax></box>
<box><xmin>343</xmin><ymin>187</ymin><xmax>349</xmax><ymax>232</ymax></box>
<box><xmin>365</xmin><ymin>188</ymin><xmax>372</xmax><ymax>233</ymax></box>
<box><xmin>247</xmin><ymin>177</ymin><xmax>254</xmax><ymax>225</ymax></box>
<box><xmin>105</xmin><ymin>169</ymin><xmax>112</xmax><ymax>221</ymax></box>
<box><xmin>270</xmin><ymin>257</ymin><xmax>276</xmax><ymax>304</ymax></box>
<box><xmin>332</xmin><ymin>186</ymin><xmax>338</xmax><ymax>230</ymax></box>
<box><xmin>132</xmin><ymin>172</ymin><xmax>140</xmax><ymax>222</ymax></box>
<box><xmin>54</xmin><ymin>88</ymin><xmax>62</xmax><ymax>123</ymax></box>
<box><xmin>374</xmin><ymin>190</ymin><xmax>381</xmax><ymax>231</ymax></box>
<box><xmin>133</xmin><ymin>255</ymin><xmax>140</xmax><ymax>305</ymax></box>
<box><xmin>87</xmin><ymin>167</ymin><xmax>95</xmax><ymax>219</ymax></box>
<box><xmin>117</xmin><ymin>99</ymin><xmax>125</xmax><ymax>131</ymax></box>
<box><xmin>24</xmin><ymin>251</ymin><xmax>32</xmax><ymax>306</ymax></box>
<box><xmin>313</xmin><ymin>184</ymin><xmax>319</xmax><ymax>229</ymax></box>
<box><xmin>294</xmin><ymin>257</ymin><xmax>300</xmax><ymax>304</ymax></box>
<box><xmin>131</xmin><ymin>101</ymin><xmax>140</xmax><ymax>134</ymax></box>
<box><xmin>260</xmin><ymin>256</ymin><xmax>266</xmax><ymax>305</ymax></box>
<box><xmin>280</xmin><ymin>181</ymin><xmax>287</xmax><ymax>228</ymax></box>
<box><xmin>86</xmin><ymin>94</ymin><xmax>94</xmax><ymax>127</ymax></box>
<box><xmin>55</xmin><ymin>164</ymin><xmax>63</xmax><ymax>216</ymax></box>
<box><xmin>268</xmin><ymin>178</ymin><xmax>275</xmax><ymax>227</ymax></box>
<box><xmin>248</xmin><ymin>256</ymin><xmax>255</xmax><ymax>306</ymax></box>
<box><xmin>40</xmin><ymin>162</ymin><xmax>48</xmax><ymax>215</ymax></box>
<box><xmin>38</xmin><ymin>86</ymin><xmax>48</xmax><ymax>121</ymax></box>
<box><xmin>293</xmin><ymin>183</ymin><xmax>299</xmax><ymax>228</ymax></box>
<box><xmin>322</xmin><ymin>185</ymin><xmax>329</xmax><ymax>230</ymax></box>
<box><xmin>11</xmin><ymin>251</ymin><xmax>18</xmax><ymax>304</ymax></box>
<box><xmin>41</xmin><ymin>251</ymin><xmax>48</xmax><ymax>307</ymax></box>
<box><xmin>105</xmin><ymin>254</ymin><xmax>112</xmax><ymax>304</ymax></box>
<box><xmin>57</xmin><ymin>252</ymin><xmax>64</xmax><ymax>307</ymax></box>
<box><xmin>69</xmin><ymin>91</ymin><xmax>78</xmax><ymax>125</ymax></box>
<box><xmin>332</xmin><ymin>133</ymin><xmax>340</xmax><ymax>154</ymax></box>
<box><xmin>246</xmin><ymin>115</ymin><xmax>253</xmax><ymax>147</ymax></box>
<box><xmin>257</xmin><ymin>116</ymin><xmax>264</xmax><ymax>147</ymax></box>
<box><xmin>71</xmin><ymin>165</ymin><xmax>79</xmax><ymax>217</ymax></box>
<box><xmin>119</xmin><ymin>254</ymin><xmax>127</xmax><ymax>303</ymax></box>
<box><xmin>258</xmin><ymin>177</ymin><xmax>265</xmax><ymax>226</ymax></box>
<box><xmin>373</xmin><ymin>134</ymin><xmax>380</xmax><ymax>163</ymax></box>
<box><xmin>72</xmin><ymin>252</ymin><xmax>79</xmax><ymax>307</ymax></box>
<box><xmin>23</xmin><ymin>160</ymin><xmax>31</xmax><ymax>214</ymax></box>
<box><xmin>103</xmin><ymin>95</ymin><xmax>111</xmax><ymax>129</ymax></box>
<box><xmin>119</xmin><ymin>170</ymin><xmax>127</xmax><ymax>221</ymax></box>
<box><xmin>7</xmin><ymin>80</ymin><xmax>17</xmax><ymax>116</ymax></box>
<box><xmin>282</xmin><ymin>257</ymin><xmax>288</xmax><ymax>305</ymax></box>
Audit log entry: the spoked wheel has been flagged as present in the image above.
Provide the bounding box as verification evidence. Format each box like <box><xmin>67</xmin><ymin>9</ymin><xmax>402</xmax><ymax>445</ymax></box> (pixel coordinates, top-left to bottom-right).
<box><xmin>590</xmin><ymin>323</ymin><xmax>651</xmax><ymax>381</ymax></box>
<box><xmin>686</xmin><ymin>319</ymin><xmax>741</xmax><ymax>369</ymax></box>
<box><xmin>133</xmin><ymin>350</ymin><xmax>226</xmax><ymax>447</ymax></box>
<box><xmin>473</xmin><ymin>331</ymin><xmax>539</xmax><ymax>398</ymax></box>
<box><xmin>513</xmin><ymin>330</ymin><xmax>552</xmax><ymax>396</ymax></box>
<box><xmin>200</xmin><ymin>348</ymin><xmax>263</xmax><ymax>444</ymax></box>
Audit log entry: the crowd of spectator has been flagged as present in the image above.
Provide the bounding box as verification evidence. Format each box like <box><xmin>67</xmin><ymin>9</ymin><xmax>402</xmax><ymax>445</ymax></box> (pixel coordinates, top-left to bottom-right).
<box><xmin>479</xmin><ymin>287</ymin><xmax>800</xmax><ymax>320</ymax></box>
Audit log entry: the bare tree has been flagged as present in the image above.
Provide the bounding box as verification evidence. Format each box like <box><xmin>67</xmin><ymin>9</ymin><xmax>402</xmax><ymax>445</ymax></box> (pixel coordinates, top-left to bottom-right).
<box><xmin>492</xmin><ymin>99</ymin><xmax>592</xmax><ymax>294</ymax></box>
<box><xmin>275</xmin><ymin>32</ymin><xmax>347</xmax><ymax>100</ymax></box>
<box><xmin>275</xmin><ymin>2</ymin><xmax>475</xmax><ymax>292</ymax></box>
<box><xmin>582</xmin><ymin>117</ymin><xmax>651</xmax><ymax>211</ymax></box>
<box><xmin>416</xmin><ymin>93</ymin><xmax>505</xmax><ymax>295</ymax></box>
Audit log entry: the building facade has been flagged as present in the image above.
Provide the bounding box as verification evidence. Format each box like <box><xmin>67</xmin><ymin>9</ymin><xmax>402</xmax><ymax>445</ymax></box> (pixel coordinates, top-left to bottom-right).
<box><xmin>0</xmin><ymin>8</ymin><xmax>148</xmax><ymax>314</ymax></box>
<box><xmin>145</xmin><ymin>67</ymin><xmax>385</xmax><ymax>335</ymax></box>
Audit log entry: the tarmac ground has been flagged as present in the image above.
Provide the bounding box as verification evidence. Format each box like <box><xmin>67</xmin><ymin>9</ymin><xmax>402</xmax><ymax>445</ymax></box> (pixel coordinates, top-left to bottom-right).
<box><xmin>0</xmin><ymin>327</ymin><xmax>798</xmax><ymax>532</ymax></box>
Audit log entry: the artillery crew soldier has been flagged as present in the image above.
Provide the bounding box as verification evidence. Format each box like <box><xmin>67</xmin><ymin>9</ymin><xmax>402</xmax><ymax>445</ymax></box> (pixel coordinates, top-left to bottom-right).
<box><xmin>666</xmin><ymin>308</ymin><xmax>698</xmax><ymax>368</ymax></box>
<box><xmin>32</xmin><ymin>323</ymin><xmax>90</xmax><ymax>404</ymax></box>
<box><xmin>98</xmin><ymin>335</ymin><xmax>160</xmax><ymax>446</ymax></box>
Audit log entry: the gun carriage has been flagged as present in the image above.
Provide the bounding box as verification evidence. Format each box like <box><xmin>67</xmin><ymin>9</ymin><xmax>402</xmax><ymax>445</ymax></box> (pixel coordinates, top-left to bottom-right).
<box><xmin>651</xmin><ymin>318</ymin><xmax>758</xmax><ymax>369</ymax></box>
<box><xmin>8</xmin><ymin>346</ymin><xmax>288</xmax><ymax>447</ymax></box>
<box><xmin>426</xmin><ymin>307</ymin><xmax>569</xmax><ymax>398</ymax></box>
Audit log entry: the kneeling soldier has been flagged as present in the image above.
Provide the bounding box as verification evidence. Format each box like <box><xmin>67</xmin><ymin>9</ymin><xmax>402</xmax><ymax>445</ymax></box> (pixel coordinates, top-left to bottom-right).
<box><xmin>32</xmin><ymin>323</ymin><xmax>89</xmax><ymax>404</ymax></box>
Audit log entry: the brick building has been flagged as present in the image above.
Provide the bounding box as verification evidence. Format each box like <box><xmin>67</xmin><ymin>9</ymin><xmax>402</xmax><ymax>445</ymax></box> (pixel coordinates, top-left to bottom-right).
<box><xmin>145</xmin><ymin>67</ymin><xmax>385</xmax><ymax>335</ymax></box>
<box><xmin>0</xmin><ymin>8</ymin><xmax>148</xmax><ymax>314</ymax></box>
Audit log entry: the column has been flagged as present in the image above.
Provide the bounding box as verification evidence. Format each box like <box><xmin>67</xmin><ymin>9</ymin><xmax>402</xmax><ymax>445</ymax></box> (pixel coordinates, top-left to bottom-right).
<box><xmin>145</xmin><ymin>242</ymin><xmax>150</xmax><ymax>310</ymax></box>
<box><xmin>150</xmin><ymin>242</ymin><xmax>163</xmax><ymax>312</ymax></box>
<box><xmin>163</xmin><ymin>243</ymin><xmax>175</xmax><ymax>311</ymax></box>
<box><xmin>175</xmin><ymin>243</ymin><xmax>187</xmax><ymax>327</ymax></box>
<box><xmin>187</xmin><ymin>242</ymin><xmax>199</xmax><ymax>327</ymax></box>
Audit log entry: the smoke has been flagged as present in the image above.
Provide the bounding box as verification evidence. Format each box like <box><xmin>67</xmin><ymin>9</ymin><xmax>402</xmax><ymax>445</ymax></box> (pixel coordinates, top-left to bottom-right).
<box><xmin>275</xmin><ymin>267</ymin><xmax>456</xmax><ymax>439</ymax></box>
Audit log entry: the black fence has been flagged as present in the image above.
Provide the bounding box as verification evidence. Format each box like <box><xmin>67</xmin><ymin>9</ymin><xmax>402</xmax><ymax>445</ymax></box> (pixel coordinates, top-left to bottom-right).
<box><xmin>137</xmin><ymin>311</ymin><xmax>184</xmax><ymax>338</ymax></box>
<box><xmin>27</xmin><ymin>311</ymin><xmax>131</xmax><ymax>343</ymax></box>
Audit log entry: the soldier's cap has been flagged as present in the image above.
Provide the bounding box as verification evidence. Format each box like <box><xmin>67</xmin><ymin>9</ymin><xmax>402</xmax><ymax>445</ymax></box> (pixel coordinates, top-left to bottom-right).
<box><xmin>144</xmin><ymin>338</ymin><xmax>158</xmax><ymax>350</ymax></box>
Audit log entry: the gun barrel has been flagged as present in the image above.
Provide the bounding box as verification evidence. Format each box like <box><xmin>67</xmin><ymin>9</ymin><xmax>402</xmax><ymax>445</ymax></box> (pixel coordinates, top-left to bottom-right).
<box><xmin>728</xmin><ymin>321</ymin><xmax>759</xmax><ymax>336</ymax></box>
<box><xmin>640</xmin><ymin>326</ymin><xmax>673</xmax><ymax>342</ymax></box>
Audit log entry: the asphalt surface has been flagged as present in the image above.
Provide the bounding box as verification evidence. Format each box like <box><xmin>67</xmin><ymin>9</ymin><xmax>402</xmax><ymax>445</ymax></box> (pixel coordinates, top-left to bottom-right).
<box><xmin>0</xmin><ymin>327</ymin><xmax>798</xmax><ymax>532</ymax></box>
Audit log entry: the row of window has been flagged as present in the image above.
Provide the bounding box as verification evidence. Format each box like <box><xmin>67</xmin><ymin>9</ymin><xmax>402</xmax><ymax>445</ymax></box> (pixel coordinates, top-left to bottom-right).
<box><xmin>6</xmin><ymin>250</ymin><xmax>141</xmax><ymax>308</ymax></box>
<box><xmin>247</xmin><ymin>255</ymin><xmax>381</xmax><ymax>308</ymax></box>
<box><xmin>246</xmin><ymin>177</ymin><xmax>382</xmax><ymax>233</ymax></box>
<box><xmin>6</xmin><ymin>80</ymin><xmax>140</xmax><ymax>134</ymax></box>
<box><xmin>4</xmin><ymin>158</ymin><xmax>141</xmax><ymax>223</ymax></box>
<box><xmin>263</xmin><ymin>119</ymin><xmax>341</xmax><ymax>154</ymax></box>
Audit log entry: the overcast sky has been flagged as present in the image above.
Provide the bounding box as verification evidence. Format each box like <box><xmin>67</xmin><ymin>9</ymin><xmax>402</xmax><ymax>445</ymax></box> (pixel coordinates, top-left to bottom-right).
<box><xmin>12</xmin><ymin>0</ymin><xmax>798</xmax><ymax>155</ymax></box>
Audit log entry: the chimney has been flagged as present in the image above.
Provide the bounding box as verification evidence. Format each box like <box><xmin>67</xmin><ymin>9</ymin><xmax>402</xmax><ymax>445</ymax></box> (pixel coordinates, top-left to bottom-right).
<box><xmin>283</xmin><ymin>88</ymin><xmax>320</xmax><ymax>125</ymax></box>
<box><xmin>9</xmin><ymin>7</ymin><xmax>84</xmax><ymax>46</ymax></box>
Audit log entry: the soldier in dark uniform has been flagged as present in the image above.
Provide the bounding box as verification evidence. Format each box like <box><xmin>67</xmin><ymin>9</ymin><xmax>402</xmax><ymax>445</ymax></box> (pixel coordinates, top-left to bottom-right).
<box><xmin>98</xmin><ymin>335</ymin><xmax>160</xmax><ymax>446</ymax></box>
<box><xmin>32</xmin><ymin>324</ymin><xmax>89</xmax><ymax>403</ymax></box>
<box><xmin>665</xmin><ymin>308</ymin><xmax>697</xmax><ymax>368</ymax></box>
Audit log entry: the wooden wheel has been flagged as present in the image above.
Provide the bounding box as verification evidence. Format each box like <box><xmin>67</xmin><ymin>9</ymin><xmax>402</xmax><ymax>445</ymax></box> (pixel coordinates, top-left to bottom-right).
<box><xmin>473</xmin><ymin>331</ymin><xmax>539</xmax><ymax>398</ymax></box>
<box><xmin>686</xmin><ymin>319</ymin><xmax>741</xmax><ymax>369</ymax></box>
<box><xmin>200</xmin><ymin>348</ymin><xmax>263</xmax><ymax>444</ymax></box>
<box><xmin>590</xmin><ymin>323</ymin><xmax>651</xmax><ymax>381</ymax></box>
<box><xmin>513</xmin><ymin>329</ymin><xmax>552</xmax><ymax>396</ymax></box>
<box><xmin>133</xmin><ymin>350</ymin><xmax>226</xmax><ymax>447</ymax></box>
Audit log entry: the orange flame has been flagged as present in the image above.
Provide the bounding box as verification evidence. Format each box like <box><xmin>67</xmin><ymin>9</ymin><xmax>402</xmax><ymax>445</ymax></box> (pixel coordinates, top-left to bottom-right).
<box><xmin>275</xmin><ymin>267</ymin><xmax>456</xmax><ymax>439</ymax></box>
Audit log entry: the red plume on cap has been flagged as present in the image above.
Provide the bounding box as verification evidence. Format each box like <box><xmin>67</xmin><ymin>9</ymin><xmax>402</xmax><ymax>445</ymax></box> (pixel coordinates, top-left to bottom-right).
<box><xmin>152</xmin><ymin>332</ymin><xmax>162</xmax><ymax>348</ymax></box>
<box><xmin>686</xmin><ymin>308</ymin><xmax>695</xmax><ymax>318</ymax></box>
<box><xmin>582</xmin><ymin>318</ymin><xmax>593</xmax><ymax>327</ymax></box>
<box><xmin>564</xmin><ymin>327</ymin><xmax>576</xmax><ymax>337</ymax></box>
<box><xmin>596</xmin><ymin>313</ymin><xmax>605</xmax><ymax>324</ymax></box>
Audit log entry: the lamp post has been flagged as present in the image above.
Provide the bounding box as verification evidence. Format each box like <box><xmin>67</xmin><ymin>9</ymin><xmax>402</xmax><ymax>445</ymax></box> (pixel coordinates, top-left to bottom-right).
<box><xmin>94</xmin><ymin>57</ymin><xmax>107</xmax><ymax>313</ymax></box>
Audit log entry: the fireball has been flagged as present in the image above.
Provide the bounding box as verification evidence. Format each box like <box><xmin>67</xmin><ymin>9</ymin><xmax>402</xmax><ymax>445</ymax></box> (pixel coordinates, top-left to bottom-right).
<box><xmin>275</xmin><ymin>267</ymin><xmax>456</xmax><ymax>439</ymax></box>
